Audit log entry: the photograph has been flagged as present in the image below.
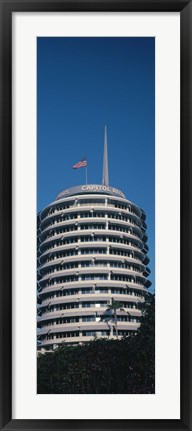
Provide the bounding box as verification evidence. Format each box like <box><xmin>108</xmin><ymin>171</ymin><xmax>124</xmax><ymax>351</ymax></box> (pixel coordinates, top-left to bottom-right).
<box><xmin>36</xmin><ymin>36</ymin><xmax>155</xmax><ymax>394</ymax></box>
<box><xmin>1</xmin><ymin>0</ymin><xmax>192</xmax><ymax>428</ymax></box>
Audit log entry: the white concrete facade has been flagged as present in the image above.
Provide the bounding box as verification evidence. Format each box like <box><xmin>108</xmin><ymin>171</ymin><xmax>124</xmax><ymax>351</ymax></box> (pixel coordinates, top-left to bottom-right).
<box><xmin>37</xmin><ymin>187</ymin><xmax>151</xmax><ymax>351</ymax></box>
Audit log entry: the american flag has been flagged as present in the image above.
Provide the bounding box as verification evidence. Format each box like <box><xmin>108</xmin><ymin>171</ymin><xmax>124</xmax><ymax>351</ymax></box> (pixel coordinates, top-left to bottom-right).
<box><xmin>72</xmin><ymin>157</ymin><xmax>87</xmax><ymax>169</ymax></box>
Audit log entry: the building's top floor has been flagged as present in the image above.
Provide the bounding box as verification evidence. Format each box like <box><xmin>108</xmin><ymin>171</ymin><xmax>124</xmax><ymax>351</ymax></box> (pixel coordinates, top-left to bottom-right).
<box><xmin>39</xmin><ymin>184</ymin><xmax>146</xmax><ymax>224</ymax></box>
<box><xmin>56</xmin><ymin>184</ymin><xmax>126</xmax><ymax>200</ymax></box>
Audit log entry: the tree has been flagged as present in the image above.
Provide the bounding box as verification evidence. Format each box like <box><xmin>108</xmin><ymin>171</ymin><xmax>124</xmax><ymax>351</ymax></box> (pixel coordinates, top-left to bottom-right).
<box><xmin>124</xmin><ymin>291</ymin><xmax>155</xmax><ymax>393</ymax></box>
<box><xmin>37</xmin><ymin>292</ymin><xmax>155</xmax><ymax>394</ymax></box>
<box><xmin>101</xmin><ymin>297</ymin><xmax>125</xmax><ymax>339</ymax></box>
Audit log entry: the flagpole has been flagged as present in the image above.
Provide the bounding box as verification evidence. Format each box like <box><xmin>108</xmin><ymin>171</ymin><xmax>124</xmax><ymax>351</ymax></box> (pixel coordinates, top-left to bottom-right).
<box><xmin>85</xmin><ymin>164</ymin><xmax>88</xmax><ymax>185</ymax></box>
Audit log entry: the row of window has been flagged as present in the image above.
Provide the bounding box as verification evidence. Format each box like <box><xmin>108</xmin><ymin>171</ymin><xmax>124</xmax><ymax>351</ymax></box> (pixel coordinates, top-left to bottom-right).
<box><xmin>41</xmin><ymin>287</ymin><xmax>144</xmax><ymax>301</ymax></box>
<box><xmin>41</xmin><ymin>224</ymin><xmax>141</xmax><ymax>243</ymax></box>
<box><xmin>40</xmin><ymin>248</ymin><xmax>142</xmax><ymax>265</ymax></box>
<box><xmin>41</xmin><ymin>211</ymin><xmax>141</xmax><ymax>231</ymax></box>
<box><xmin>42</xmin><ymin>301</ymin><xmax>139</xmax><ymax>313</ymax></box>
<box><xmin>41</xmin><ymin>315</ymin><xmax>140</xmax><ymax>327</ymax></box>
<box><xmin>40</xmin><ymin>260</ymin><xmax>143</xmax><ymax>277</ymax></box>
<box><xmin>40</xmin><ymin>235</ymin><xmax>142</xmax><ymax>253</ymax></box>
<box><xmin>41</xmin><ymin>199</ymin><xmax>140</xmax><ymax>221</ymax></box>
<box><xmin>41</xmin><ymin>273</ymin><xmax>144</xmax><ymax>288</ymax></box>
<box><xmin>42</xmin><ymin>328</ymin><xmax>136</xmax><ymax>341</ymax></box>
<box><xmin>108</xmin><ymin>225</ymin><xmax>140</xmax><ymax>238</ymax></box>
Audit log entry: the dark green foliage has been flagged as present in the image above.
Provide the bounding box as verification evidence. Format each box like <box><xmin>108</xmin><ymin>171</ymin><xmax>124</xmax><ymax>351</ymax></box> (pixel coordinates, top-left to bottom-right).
<box><xmin>37</xmin><ymin>293</ymin><xmax>155</xmax><ymax>394</ymax></box>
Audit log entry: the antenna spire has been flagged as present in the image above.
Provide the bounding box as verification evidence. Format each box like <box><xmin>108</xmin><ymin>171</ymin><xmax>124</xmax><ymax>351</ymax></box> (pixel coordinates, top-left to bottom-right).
<box><xmin>102</xmin><ymin>125</ymin><xmax>109</xmax><ymax>186</ymax></box>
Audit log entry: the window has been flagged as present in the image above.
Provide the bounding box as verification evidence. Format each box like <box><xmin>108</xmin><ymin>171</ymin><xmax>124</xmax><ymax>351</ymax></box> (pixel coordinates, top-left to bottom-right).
<box><xmin>82</xmin><ymin>316</ymin><xmax>96</xmax><ymax>322</ymax></box>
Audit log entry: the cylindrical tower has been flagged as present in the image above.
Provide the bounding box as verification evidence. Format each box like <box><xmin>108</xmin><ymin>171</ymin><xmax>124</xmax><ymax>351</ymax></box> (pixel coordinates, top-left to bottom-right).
<box><xmin>37</xmin><ymin>184</ymin><xmax>151</xmax><ymax>351</ymax></box>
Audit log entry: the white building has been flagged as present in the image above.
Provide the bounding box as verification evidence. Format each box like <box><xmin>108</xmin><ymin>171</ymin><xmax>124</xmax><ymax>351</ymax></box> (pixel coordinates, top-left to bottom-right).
<box><xmin>37</xmin><ymin>130</ymin><xmax>151</xmax><ymax>351</ymax></box>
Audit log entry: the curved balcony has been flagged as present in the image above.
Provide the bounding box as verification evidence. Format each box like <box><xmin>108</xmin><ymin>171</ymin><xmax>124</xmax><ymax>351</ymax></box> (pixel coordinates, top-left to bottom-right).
<box><xmin>38</xmin><ymin>306</ymin><xmax>142</xmax><ymax>323</ymax></box>
<box><xmin>40</xmin><ymin>326</ymin><xmax>140</xmax><ymax>347</ymax></box>
<box><xmin>40</xmin><ymin>227</ymin><xmax>143</xmax><ymax>249</ymax></box>
<box><xmin>39</xmin><ymin>254</ymin><xmax>145</xmax><ymax>273</ymax></box>
<box><xmin>40</xmin><ymin>216</ymin><xmax>143</xmax><ymax>239</ymax></box>
<box><xmin>39</xmin><ymin>319</ymin><xmax>140</xmax><ymax>336</ymax></box>
<box><xmin>38</xmin><ymin>259</ymin><xmax>145</xmax><ymax>277</ymax></box>
<box><xmin>38</xmin><ymin>279</ymin><xmax>146</xmax><ymax>298</ymax></box>
<box><xmin>39</xmin><ymin>240</ymin><xmax>144</xmax><ymax>262</ymax></box>
<box><xmin>38</xmin><ymin>291</ymin><xmax>145</xmax><ymax>309</ymax></box>
<box><xmin>38</xmin><ymin>266</ymin><xmax>146</xmax><ymax>287</ymax></box>
<box><xmin>40</xmin><ymin>198</ymin><xmax>141</xmax><ymax>225</ymax></box>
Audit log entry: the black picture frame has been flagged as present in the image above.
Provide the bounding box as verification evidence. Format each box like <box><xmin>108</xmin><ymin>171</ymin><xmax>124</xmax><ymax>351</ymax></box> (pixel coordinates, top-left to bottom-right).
<box><xmin>0</xmin><ymin>0</ymin><xmax>191</xmax><ymax>430</ymax></box>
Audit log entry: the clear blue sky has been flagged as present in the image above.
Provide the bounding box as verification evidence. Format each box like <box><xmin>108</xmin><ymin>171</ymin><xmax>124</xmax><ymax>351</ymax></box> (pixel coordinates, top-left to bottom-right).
<box><xmin>37</xmin><ymin>37</ymin><xmax>155</xmax><ymax>289</ymax></box>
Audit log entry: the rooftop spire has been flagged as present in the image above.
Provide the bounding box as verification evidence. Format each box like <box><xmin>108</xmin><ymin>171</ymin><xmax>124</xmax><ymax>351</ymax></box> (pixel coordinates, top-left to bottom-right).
<box><xmin>102</xmin><ymin>125</ymin><xmax>109</xmax><ymax>186</ymax></box>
